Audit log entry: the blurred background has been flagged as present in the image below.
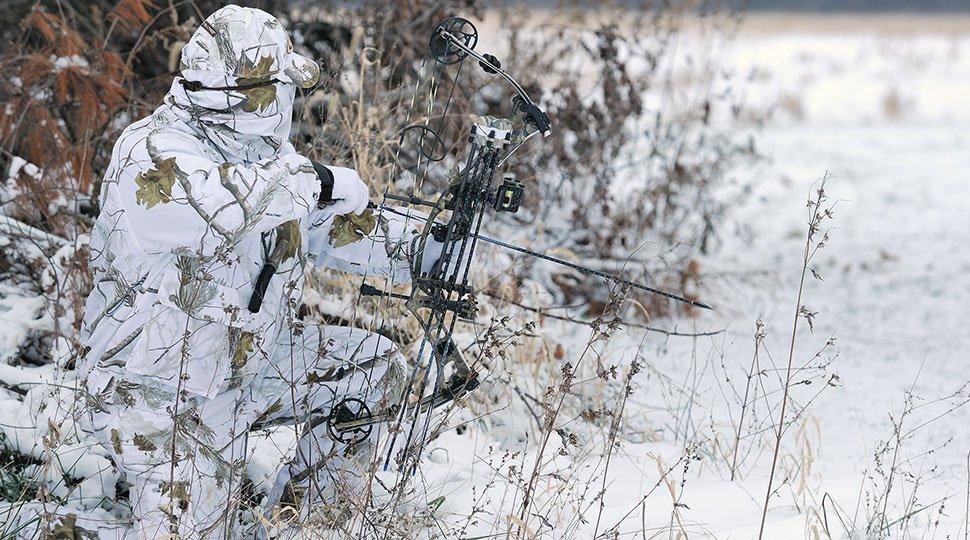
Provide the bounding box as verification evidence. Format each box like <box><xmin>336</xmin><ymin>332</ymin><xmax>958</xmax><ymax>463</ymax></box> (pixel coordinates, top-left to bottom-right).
<box><xmin>1</xmin><ymin>0</ymin><xmax>969</xmax><ymax>537</ymax></box>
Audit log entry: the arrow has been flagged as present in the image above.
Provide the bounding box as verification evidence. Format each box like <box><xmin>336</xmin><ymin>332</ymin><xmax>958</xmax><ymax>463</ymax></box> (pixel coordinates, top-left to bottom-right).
<box><xmin>370</xmin><ymin>203</ymin><xmax>713</xmax><ymax>310</ymax></box>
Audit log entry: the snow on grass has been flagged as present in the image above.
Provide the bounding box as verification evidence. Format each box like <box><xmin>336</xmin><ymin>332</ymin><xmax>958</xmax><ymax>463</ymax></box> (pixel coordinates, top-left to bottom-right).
<box><xmin>2</xmin><ymin>14</ymin><xmax>968</xmax><ymax>540</ymax></box>
<box><xmin>0</xmin><ymin>285</ymin><xmax>50</xmax><ymax>365</ymax></box>
<box><xmin>376</xmin><ymin>20</ymin><xmax>970</xmax><ymax>538</ymax></box>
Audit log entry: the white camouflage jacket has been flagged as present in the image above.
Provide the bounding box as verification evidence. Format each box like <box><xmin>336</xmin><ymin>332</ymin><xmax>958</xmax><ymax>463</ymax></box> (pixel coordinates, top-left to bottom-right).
<box><xmin>77</xmin><ymin>6</ymin><xmax>418</xmax><ymax>401</ymax></box>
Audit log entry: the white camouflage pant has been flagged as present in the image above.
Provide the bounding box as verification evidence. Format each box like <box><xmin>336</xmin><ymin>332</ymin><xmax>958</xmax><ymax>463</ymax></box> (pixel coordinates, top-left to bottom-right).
<box><xmin>86</xmin><ymin>324</ymin><xmax>404</xmax><ymax>539</ymax></box>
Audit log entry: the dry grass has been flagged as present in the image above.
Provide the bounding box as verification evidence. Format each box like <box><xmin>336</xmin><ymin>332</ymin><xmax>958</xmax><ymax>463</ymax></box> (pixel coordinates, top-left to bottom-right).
<box><xmin>758</xmin><ymin>175</ymin><xmax>837</xmax><ymax>539</ymax></box>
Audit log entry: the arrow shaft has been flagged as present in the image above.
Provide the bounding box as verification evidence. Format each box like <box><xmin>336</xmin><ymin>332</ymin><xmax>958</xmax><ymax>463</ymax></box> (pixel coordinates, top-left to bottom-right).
<box><xmin>474</xmin><ymin>233</ymin><xmax>711</xmax><ymax>310</ymax></box>
<box><xmin>373</xmin><ymin>203</ymin><xmax>712</xmax><ymax>310</ymax></box>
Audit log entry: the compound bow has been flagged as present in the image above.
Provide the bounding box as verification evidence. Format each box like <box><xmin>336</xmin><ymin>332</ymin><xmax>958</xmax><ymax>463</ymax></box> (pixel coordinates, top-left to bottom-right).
<box><xmin>326</xmin><ymin>17</ymin><xmax>710</xmax><ymax>473</ymax></box>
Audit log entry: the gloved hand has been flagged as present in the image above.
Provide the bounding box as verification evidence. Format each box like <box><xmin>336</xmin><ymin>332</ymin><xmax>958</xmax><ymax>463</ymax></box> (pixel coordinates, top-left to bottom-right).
<box><xmin>312</xmin><ymin>162</ymin><xmax>369</xmax><ymax>216</ymax></box>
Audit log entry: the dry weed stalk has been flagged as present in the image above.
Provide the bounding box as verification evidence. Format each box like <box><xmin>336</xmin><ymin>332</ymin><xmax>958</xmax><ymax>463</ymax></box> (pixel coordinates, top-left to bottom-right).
<box><xmin>513</xmin><ymin>287</ymin><xmax>624</xmax><ymax>539</ymax></box>
<box><xmin>590</xmin><ymin>357</ymin><xmax>643</xmax><ymax>538</ymax></box>
<box><xmin>857</xmin><ymin>374</ymin><xmax>970</xmax><ymax>538</ymax></box>
<box><xmin>729</xmin><ymin>318</ymin><xmax>766</xmax><ymax>480</ymax></box>
<box><xmin>757</xmin><ymin>174</ymin><xmax>836</xmax><ymax>539</ymax></box>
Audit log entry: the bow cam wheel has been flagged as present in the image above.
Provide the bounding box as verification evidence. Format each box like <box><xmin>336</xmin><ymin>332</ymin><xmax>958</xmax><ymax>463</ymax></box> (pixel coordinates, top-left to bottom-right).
<box><xmin>327</xmin><ymin>398</ymin><xmax>373</xmax><ymax>445</ymax></box>
<box><xmin>429</xmin><ymin>17</ymin><xmax>478</xmax><ymax>65</ymax></box>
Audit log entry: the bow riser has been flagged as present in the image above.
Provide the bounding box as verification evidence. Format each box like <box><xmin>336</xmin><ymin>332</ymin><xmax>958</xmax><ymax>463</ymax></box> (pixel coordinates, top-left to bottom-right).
<box><xmin>391</xmin><ymin>122</ymin><xmax>513</xmax><ymax>466</ymax></box>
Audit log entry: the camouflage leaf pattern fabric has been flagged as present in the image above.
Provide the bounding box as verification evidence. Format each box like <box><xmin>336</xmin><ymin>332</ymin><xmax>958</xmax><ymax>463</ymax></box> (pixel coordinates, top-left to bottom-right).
<box><xmin>274</xmin><ymin>219</ymin><xmax>302</xmax><ymax>263</ymax></box>
<box><xmin>179</xmin><ymin>6</ymin><xmax>319</xmax><ymax>89</ymax></box>
<box><xmin>44</xmin><ymin>514</ymin><xmax>99</xmax><ymax>540</ymax></box>
<box><xmin>237</xmin><ymin>55</ymin><xmax>278</xmax><ymax>113</ymax></box>
<box><xmin>231</xmin><ymin>331</ymin><xmax>254</xmax><ymax>369</ymax></box>
<box><xmin>133</xmin><ymin>156</ymin><xmax>177</xmax><ymax>209</ymax></box>
<box><xmin>329</xmin><ymin>208</ymin><xmax>378</xmax><ymax>248</ymax></box>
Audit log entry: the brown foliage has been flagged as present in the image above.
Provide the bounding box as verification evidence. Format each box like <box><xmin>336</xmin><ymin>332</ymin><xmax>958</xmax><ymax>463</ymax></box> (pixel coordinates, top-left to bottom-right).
<box><xmin>2</xmin><ymin>4</ymin><xmax>132</xmax><ymax>224</ymax></box>
<box><xmin>109</xmin><ymin>0</ymin><xmax>156</xmax><ymax>32</ymax></box>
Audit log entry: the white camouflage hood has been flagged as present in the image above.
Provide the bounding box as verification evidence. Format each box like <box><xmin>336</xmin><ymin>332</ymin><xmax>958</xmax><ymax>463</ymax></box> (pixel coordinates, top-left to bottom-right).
<box><xmin>165</xmin><ymin>5</ymin><xmax>320</xmax><ymax>162</ymax></box>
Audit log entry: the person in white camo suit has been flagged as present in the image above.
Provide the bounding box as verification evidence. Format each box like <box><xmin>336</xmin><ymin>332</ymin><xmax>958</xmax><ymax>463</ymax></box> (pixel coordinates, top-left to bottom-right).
<box><xmin>73</xmin><ymin>5</ymin><xmax>430</xmax><ymax>538</ymax></box>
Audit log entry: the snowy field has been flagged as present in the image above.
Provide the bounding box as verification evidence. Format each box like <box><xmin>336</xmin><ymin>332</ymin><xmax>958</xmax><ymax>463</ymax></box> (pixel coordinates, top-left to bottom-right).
<box><xmin>3</xmin><ymin>12</ymin><xmax>970</xmax><ymax>540</ymax></box>
<box><xmin>403</xmin><ymin>15</ymin><xmax>970</xmax><ymax>538</ymax></box>
<box><xmin>710</xmin><ymin>18</ymin><xmax>970</xmax><ymax>535</ymax></box>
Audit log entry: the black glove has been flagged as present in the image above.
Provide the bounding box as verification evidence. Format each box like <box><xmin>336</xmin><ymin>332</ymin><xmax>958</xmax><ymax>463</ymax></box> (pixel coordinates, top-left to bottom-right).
<box><xmin>312</xmin><ymin>161</ymin><xmax>335</xmax><ymax>208</ymax></box>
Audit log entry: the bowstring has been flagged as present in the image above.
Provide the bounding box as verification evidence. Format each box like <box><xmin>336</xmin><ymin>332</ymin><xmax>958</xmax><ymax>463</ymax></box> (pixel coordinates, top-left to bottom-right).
<box><xmin>380</xmin><ymin>51</ymin><xmax>469</xmax><ymax>474</ymax></box>
<box><xmin>340</xmin><ymin>43</ymin><xmax>434</xmax><ymax>482</ymax></box>
<box><xmin>409</xmin><ymin>180</ymin><xmax>480</xmax><ymax>473</ymax></box>
<box><xmin>390</xmin><ymin>56</ymin><xmax>471</xmax><ymax>477</ymax></box>
<box><xmin>333</xmin><ymin>24</ymin><xmax>477</xmax><ymax>488</ymax></box>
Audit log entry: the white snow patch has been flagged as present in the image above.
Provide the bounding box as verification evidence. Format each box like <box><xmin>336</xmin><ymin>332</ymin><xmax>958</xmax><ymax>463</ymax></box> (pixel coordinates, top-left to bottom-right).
<box><xmin>49</xmin><ymin>55</ymin><xmax>89</xmax><ymax>72</ymax></box>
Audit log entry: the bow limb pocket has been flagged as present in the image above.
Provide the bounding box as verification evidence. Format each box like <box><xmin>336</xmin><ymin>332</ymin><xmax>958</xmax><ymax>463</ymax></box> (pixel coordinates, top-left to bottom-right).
<box><xmin>125</xmin><ymin>266</ymin><xmax>256</xmax><ymax>399</ymax></box>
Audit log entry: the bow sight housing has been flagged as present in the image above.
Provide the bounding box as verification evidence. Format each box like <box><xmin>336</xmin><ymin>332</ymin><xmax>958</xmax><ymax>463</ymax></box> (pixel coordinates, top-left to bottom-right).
<box><xmin>494</xmin><ymin>174</ymin><xmax>524</xmax><ymax>213</ymax></box>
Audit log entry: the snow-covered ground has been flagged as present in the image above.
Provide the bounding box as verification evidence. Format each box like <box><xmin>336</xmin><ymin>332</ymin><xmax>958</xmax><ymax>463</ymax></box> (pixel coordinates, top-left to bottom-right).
<box><xmin>405</xmin><ymin>17</ymin><xmax>970</xmax><ymax>538</ymax></box>
<box><xmin>709</xmin><ymin>20</ymin><xmax>970</xmax><ymax>536</ymax></box>
<box><xmin>3</xmin><ymin>13</ymin><xmax>969</xmax><ymax>540</ymax></box>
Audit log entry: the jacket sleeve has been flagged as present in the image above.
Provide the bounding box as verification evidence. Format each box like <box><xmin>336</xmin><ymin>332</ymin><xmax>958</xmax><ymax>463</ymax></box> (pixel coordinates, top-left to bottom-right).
<box><xmin>119</xmin><ymin>129</ymin><xmax>321</xmax><ymax>256</ymax></box>
<box><xmin>305</xmin><ymin>205</ymin><xmax>435</xmax><ymax>285</ymax></box>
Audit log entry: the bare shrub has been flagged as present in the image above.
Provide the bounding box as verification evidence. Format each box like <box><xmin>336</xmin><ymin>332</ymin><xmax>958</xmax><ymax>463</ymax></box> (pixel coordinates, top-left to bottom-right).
<box><xmin>861</xmin><ymin>380</ymin><xmax>969</xmax><ymax>538</ymax></box>
<box><xmin>294</xmin><ymin>2</ymin><xmax>759</xmax><ymax>319</ymax></box>
<box><xmin>882</xmin><ymin>86</ymin><xmax>906</xmax><ymax>119</ymax></box>
<box><xmin>487</xmin><ymin>5</ymin><xmax>760</xmax><ymax>317</ymax></box>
